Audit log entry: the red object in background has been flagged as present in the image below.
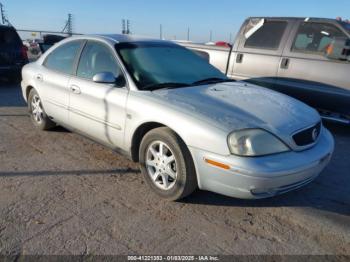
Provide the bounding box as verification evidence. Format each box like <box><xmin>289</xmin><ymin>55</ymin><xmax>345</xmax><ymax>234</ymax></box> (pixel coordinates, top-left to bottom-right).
<box><xmin>215</xmin><ymin>41</ymin><xmax>232</xmax><ymax>48</ymax></box>
<box><xmin>21</xmin><ymin>45</ymin><xmax>28</xmax><ymax>61</ymax></box>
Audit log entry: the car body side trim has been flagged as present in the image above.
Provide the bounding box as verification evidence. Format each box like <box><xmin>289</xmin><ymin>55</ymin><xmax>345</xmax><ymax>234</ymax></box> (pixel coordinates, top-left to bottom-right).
<box><xmin>45</xmin><ymin>99</ymin><xmax>69</xmax><ymax>110</ymax></box>
<box><xmin>68</xmin><ymin>106</ymin><xmax>122</xmax><ymax>131</ymax></box>
<box><xmin>45</xmin><ymin>100</ymin><xmax>122</xmax><ymax>131</ymax></box>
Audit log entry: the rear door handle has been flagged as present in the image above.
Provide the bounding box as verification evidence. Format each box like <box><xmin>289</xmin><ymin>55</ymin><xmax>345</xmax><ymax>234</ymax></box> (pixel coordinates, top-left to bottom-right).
<box><xmin>70</xmin><ymin>85</ymin><xmax>81</xmax><ymax>94</ymax></box>
<box><xmin>36</xmin><ymin>74</ymin><xmax>43</xmax><ymax>82</ymax></box>
<box><xmin>280</xmin><ymin>58</ymin><xmax>290</xmax><ymax>69</ymax></box>
<box><xmin>236</xmin><ymin>53</ymin><xmax>244</xmax><ymax>63</ymax></box>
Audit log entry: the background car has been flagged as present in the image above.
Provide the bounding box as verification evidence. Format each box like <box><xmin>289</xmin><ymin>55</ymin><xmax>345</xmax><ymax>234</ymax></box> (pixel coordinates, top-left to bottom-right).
<box><xmin>0</xmin><ymin>25</ymin><xmax>28</xmax><ymax>83</ymax></box>
<box><xmin>38</xmin><ymin>34</ymin><xmax>67</xmax><ymax>54</ymax></box>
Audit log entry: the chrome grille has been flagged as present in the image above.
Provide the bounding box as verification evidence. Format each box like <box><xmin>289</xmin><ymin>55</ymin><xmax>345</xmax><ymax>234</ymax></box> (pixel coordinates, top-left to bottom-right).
<box><xmin>293</xmin><ymin>122</ymin><xmax>321</xmax><ymax>147</ymax></box>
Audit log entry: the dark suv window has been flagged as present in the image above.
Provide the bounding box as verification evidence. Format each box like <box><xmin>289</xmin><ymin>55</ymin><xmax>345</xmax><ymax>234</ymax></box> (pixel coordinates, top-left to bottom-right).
<box><xmin>244</xmin><ymin>21</ymin><xmax>287</xmax><ymax>50</ymax></box>
<box><xmin>44</xmin><ymin>40</ymin><xmax>82</xmax><ymax>75</ymax></box>
<box><xmin>77</xmin><ymin>41</ymin><xmax>120</xmax><ymax>80</ymax></box>
<box><xmin>0</xmin><ymin>27</ymin><xmax>21</xmax><ymax>46</ymax></box>
<box><xmin>292</xmin><ymin>22</ymin><xmax>347</xmax><ymax>54</ymax></box>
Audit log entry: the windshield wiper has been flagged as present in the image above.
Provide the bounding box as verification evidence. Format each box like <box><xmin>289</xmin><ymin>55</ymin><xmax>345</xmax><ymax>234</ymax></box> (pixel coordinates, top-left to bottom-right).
<box><xmin>143</xmin><ymin>82</ymin><xmax>191</xmax><ymax>91</ymax></box>
<box><xmin>191</xmin><ymin>77</ymin><xmax>235</xmax><ymax>86</ymax></box>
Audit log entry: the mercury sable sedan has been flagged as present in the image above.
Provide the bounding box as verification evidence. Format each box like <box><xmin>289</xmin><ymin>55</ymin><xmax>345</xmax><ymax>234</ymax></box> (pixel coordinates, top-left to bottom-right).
<box><xmin>21</xmin><ymin>34</ymin><xmax>334</xmax><ymax>200</ymax></box>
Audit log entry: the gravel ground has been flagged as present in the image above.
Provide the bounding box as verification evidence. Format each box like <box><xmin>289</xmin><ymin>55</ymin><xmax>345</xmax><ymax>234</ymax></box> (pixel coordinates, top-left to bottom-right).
<box><xmin>0</xmin><ymin>82</ymin><xmax>349</xmax><ymax>256</ymax></box>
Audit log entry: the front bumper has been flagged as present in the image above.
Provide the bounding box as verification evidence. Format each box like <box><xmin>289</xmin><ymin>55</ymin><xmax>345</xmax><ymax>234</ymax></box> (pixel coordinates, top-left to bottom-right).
<box><xmin>189</xmin><ymin>128</ymin><xmax>334</xmax><ymax>199</ymax></box>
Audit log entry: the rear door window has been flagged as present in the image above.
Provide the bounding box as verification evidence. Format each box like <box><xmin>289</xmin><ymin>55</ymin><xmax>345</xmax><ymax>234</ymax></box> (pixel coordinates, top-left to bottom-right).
<box><xmin>292</xmin><ymin>22</ymin><xmax>347</xmax><ymax>54</ymax></box>
<box><xmin>244</xmin><ymin>20</ymin><xmax>287</xmax><ymax>50</ymax></box>
<box><xmin>44</xmin><ymin>40</ymin><xmax>83</xmax><ymax>75</ymax></box>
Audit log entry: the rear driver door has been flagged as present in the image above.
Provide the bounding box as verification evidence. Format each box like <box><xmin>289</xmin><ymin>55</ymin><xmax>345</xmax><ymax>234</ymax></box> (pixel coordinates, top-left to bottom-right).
<box><xmin>39</xmin><ymin>40</ymin><xmax>84</xmax><ymax>124</ymax></box>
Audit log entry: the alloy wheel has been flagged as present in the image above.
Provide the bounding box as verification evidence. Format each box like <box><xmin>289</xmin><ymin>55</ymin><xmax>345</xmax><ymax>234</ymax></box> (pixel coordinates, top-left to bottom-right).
<box><xmin>146</xmin><ymin>141</ymin><xmax>177</xmax><ymax>190</ymax></box>
<box><xmin>31</xmin><ymin>94</ymin><xmax>44</xmax><ymax>124</ymax></box>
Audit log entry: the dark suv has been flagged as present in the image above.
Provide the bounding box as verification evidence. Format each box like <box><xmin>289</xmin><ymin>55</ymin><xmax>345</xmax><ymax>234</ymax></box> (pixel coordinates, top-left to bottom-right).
<box><xmin>0</xmin><ymin>25</ymin><xmax>28</xmax><ymax>82</ymax></box>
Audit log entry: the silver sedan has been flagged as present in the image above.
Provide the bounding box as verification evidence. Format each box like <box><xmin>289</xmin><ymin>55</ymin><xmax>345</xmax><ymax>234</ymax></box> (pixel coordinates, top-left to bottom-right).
<box><xmin>21</xmin><ymin>35</ymin><xmax>334</xmax><ymax>200</ymax></box>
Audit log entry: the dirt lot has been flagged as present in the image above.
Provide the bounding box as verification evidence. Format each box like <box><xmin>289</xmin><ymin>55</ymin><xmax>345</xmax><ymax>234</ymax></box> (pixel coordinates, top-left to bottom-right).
<box><xmin>0</xmin><ymin>82</ymin><xmax>349</xmax><ymax>256</ymax></box>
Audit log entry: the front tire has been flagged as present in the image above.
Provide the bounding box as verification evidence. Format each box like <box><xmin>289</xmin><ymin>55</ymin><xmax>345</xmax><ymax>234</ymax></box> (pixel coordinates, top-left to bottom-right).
<box><xmin>139</xmin><ymin>127</ymin><xmax>197</xmax><ymax>201</ymax></box>
<box><xmin>28</xmin><ymin>89</ymin><xmax>55</xmax><ymax>130</ymax></box>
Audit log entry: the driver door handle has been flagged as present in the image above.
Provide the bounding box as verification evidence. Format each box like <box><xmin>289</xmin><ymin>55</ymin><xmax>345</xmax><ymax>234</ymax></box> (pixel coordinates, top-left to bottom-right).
<box><xmin>70</xmin><ymin>85</ymin><xmax>81</xmax><ymax>94</ymax></box>
<box><xmin>280</xmin><ymin>58</ymin><xmax>290</xmax><ymax>69</ymax></box>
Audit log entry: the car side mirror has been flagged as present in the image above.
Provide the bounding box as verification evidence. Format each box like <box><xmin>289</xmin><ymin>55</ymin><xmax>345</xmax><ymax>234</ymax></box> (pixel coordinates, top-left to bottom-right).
<box><xmin>325</xmin><ymin>37</ymin><xmax>350</xmax><ymax>61</ymax></box>
<box><xmin>93</xmin><ymin>72</ymin><xmax>118</xmax><ymax>84</ymax></box>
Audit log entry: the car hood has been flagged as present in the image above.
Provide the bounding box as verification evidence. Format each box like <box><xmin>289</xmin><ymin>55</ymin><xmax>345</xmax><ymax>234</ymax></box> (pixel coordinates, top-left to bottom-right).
<box><xmin>152</xmin><ymin>81</ymin><xmax>320</xmax><ymax>136</ymax></box>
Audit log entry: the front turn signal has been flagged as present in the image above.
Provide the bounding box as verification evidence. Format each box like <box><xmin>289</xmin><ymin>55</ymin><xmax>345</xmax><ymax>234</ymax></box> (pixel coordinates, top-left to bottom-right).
<box><xmin>204</xmin><ymin>158</ymin><xmax>230</xmax><ymax>170</ymax></box>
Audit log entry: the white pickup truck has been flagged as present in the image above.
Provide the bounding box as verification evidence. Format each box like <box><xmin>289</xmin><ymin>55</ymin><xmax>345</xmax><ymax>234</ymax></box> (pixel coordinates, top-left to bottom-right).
<box><xmin>181</xmin><ymin>17</ymin><xmax>350</xmax><ymax>125</ymax></box>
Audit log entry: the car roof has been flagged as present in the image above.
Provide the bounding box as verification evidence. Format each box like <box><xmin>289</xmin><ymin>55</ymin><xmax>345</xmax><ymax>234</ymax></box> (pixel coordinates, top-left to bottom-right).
<box><xmin>248</xmin><ymin>17</ymin><xmax>339</xmax><ymax>23</ymax></box>
<box><xmin>70</xmin><ymin>34</ymin><xmax>175</xmax><ymax>45</ymax></box>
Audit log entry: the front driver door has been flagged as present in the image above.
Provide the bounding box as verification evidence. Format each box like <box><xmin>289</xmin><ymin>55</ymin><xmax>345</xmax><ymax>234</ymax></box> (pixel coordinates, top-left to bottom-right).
<box><xmin>68</xmin><ymin>40</ymin><xmax>129</xmax><ymax>149</ymax></box>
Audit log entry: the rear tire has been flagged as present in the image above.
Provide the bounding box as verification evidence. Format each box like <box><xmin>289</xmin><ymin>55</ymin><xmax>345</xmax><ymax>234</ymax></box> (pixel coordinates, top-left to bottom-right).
<box><xmin>28</xmin><ymin>89</ymin><xmax>56</xmax><ymax>130</ymax></box>
<box><xmin>139</xmin><ymin>127</ymin><xmax>197</xmax><ymax>201</ymax></box>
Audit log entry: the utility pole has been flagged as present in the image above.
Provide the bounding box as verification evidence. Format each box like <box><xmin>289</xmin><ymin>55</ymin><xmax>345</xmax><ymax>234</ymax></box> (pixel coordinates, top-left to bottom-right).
<box><xmin>122</xmin><ymin>19</ymin><xmax>131</xmax><ymax>34</ymax></box>
<box><xmin>0</xmin><ymin>2</ymin><xmax>10</xmax><ymax>26</ymax></box>
<box><xmin>160</xmin><ymin>24</ymin><xmax>163</xmax><ymax>39</ymax></box>
<box><xmin>62</xmin><ymin>13</ymin><xmax>73</xmax><ymax>35</ymax></box>
<box><xmin>187</xmin><ymin>27</ymin><xmax>190</xmax><ymax>41</ymax></box>
<box><xmin>0</xmin><ymin>2</ymin><xmax>4</xmax><ymax>25</ymax></box>
<box><xmin>127</xmin><ymin>19</ymin><xmax>131</xmax><ymax>34</ymax></box>
<box><xmin>122</xmin><ymin>19</ymin><xmax>126</xmax><ymax>34</ymax></box>
<box><xmin>67</xmin><ymin>13</ymin><xmax>73</xmax><ymax>35</ymax></box>
<box><xmin>210</xmin><ymin>30</ymin><xmax>213</xmax><ymax>42</ymax></box>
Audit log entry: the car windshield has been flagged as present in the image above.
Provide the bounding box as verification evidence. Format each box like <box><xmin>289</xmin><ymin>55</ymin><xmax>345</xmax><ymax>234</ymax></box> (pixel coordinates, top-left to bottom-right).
<box><xmin>115</xmin><ymin>42</ymin><xmax>228</xmax><ymax>90</ymax></box>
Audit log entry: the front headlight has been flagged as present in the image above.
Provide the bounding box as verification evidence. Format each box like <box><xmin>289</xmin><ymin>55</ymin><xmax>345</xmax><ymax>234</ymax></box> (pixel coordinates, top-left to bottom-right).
<box><xmin>228</xmin><ymin>129</ymin><xmax>290</xmax><ymax>156</ymax></box>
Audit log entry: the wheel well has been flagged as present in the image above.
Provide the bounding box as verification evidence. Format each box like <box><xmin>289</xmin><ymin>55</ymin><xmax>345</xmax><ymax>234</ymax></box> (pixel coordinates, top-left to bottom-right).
<box><xmin>26</xmin><ymin>85</ymin><xmax>34</xmax><ymax>100</ymax></box>
<box><xmin>131</xmin><ymin>122</ymin><xmax>166</xmax><ymax>162</ymax></box>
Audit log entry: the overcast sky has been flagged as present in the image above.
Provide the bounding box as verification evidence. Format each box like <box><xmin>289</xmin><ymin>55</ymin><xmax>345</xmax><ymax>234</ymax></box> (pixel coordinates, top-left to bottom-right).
<box><xmin>2</xmin><ymin>0</ymin><xmax>350</xmax><ymax>42</ymax></box>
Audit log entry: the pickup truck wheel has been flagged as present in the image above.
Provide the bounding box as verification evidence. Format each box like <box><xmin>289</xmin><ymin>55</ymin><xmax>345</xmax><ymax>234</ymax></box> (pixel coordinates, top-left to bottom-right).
<box><xmin>28</xmin><ymin>89</ymin><xmax>55</xmax><ymax>130</ymax></box>
<box><xmin>139</xmin><ymin>127</ymin><xmax>197</xmax><ymax>201</ymax></box>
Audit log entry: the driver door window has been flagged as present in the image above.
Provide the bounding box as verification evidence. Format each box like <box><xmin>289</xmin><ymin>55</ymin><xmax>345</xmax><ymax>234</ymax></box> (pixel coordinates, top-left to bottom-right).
<box><xmin>292</xmin><ymin>22</ymin><xmax>347</xmax><ymax>55</ymax></box>
<box><xmin>77</xmin><ymin>41</ymin><xmax>121</xmax><ymax>80</ymax></box>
